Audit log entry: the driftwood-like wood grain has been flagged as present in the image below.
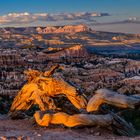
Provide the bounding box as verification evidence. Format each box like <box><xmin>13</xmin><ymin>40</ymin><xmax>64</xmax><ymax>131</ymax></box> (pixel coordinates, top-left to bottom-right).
<box><xmin>34</xmin><ymin>111</ymin><xmax>113</xmax><ymax>127</ymax></box>
<box><xmin>34</xmin><ymin>110</ymin><xmax>136</xmax><ymax>136</ymax></box>
<box><xmin>87</xmin><ymin>89</ymin><xmax>140</xmax><ymax>112</ymax></box>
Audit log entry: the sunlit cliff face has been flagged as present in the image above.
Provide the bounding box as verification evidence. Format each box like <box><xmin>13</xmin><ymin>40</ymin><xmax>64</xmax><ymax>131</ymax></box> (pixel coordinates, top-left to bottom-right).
<box><xmin>36</xmin><ymin>24</ymin><xmax>89</xmax><ymax>34</ymax></box>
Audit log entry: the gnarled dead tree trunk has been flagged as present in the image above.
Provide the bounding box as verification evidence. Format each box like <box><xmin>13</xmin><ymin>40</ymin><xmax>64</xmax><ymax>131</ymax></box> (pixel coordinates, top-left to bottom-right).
<box><xmin>34</xmin><ymin>111</ymin><xmax>113</xmax><ymax>127</ymax></box>
<box><xmin>34</xmin><ymin>110</ymin><xmax>136</xmax><ymax>136</ymax></box>
<box><xmin>87</xmin><ymin>89</ymin><xmax>140</xmax><ymax>112</ymax></box>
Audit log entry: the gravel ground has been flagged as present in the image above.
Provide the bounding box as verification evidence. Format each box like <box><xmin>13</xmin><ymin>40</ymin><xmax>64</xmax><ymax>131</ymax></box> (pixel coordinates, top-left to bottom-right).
<box><xmin>0</xmin><ymin>117</ymin><xmax>140</xmax><ymax>140</ymax></box>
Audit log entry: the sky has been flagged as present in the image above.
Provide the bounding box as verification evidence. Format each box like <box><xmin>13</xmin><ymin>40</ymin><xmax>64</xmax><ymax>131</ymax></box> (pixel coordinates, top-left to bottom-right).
<box><xmin>0</xmin><ymin>0</ymin><xmax>140</xmax><ymax>33</ymax></box>
<box><xmin>0</xmin><ymin>0</ymin><xmax>140</xmax><ymax>15</ymax></box>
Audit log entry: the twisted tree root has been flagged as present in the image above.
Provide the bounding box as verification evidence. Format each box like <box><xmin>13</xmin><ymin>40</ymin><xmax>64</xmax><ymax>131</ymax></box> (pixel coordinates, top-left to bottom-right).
<box><xmin>34</xmin><ymin>111</ymin><xmax>113</xmax><ymax>127</ymax></box>
<box><xmin>34</xmin><ymin>111</ymin><xmax>136</xmax><ymax>136</ymax></box>
<box><xmin>87</xmin><ymin>89</ymin><xmax>140</xmax><ymax>112</ymax></box>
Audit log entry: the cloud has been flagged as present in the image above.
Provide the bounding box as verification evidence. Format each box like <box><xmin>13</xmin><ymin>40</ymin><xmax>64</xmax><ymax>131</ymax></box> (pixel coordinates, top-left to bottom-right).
<box><xmin>0</xmin><ymin>12</ymin><xmax>109</xmax><ymax>25</ymax></box>
<box><xmin>94</xmin><ymin>17</ymin><xmax>140</xmax><ymax>25</ymax></box>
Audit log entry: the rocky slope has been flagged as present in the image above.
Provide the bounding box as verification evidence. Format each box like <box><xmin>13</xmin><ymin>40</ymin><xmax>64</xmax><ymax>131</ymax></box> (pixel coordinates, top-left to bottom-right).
<box><xmin>44</xmin><ymin>45</ymin><xmax>89</xmax><ymax>59</ymax></box>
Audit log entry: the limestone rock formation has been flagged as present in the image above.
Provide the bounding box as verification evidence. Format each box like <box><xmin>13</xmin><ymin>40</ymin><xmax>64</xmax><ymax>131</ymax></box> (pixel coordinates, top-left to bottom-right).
<box><xmin>45</xmin><ymin>45</ymin><xmax>89</xmax><ymax>59</ymax></box>
<box><xmin>36</xmin><ymin>25</ymin><xmax>90</xmax><ymax>34</ymax></box>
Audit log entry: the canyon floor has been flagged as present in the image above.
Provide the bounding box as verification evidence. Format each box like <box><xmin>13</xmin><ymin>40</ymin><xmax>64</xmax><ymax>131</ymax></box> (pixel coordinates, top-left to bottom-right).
<box><xmin>0</xmin><ymin>117</ymin><xmax>139</xmax><ymax>140</ymax></box>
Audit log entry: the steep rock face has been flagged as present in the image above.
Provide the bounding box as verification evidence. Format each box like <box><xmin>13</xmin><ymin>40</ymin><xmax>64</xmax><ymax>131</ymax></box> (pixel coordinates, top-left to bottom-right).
<box><xmin>36</xmin><ymin>25</ymin><xmax>89</xmax><ymax>34</ymax></box>
<box><xmin>0</xmin><ymin>28</ymin><xmax>10</xmax><ymax>34</ymax></box>
<box><xmin>46</xmin><ymin>45</ymin><xmax>88</xmax><ymax>59</ymax></box>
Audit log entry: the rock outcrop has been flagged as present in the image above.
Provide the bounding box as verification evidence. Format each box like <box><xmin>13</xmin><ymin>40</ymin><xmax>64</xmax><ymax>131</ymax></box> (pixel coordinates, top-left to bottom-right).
<box><xmin>36</xmin><ymin>25</ymin><xmax>89</xmax><ymax>34</ymax></box>
<box><xmin>45</xmin><ymin>45</ymin><xmax>88</xmax><ymax>59</ymax></box>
